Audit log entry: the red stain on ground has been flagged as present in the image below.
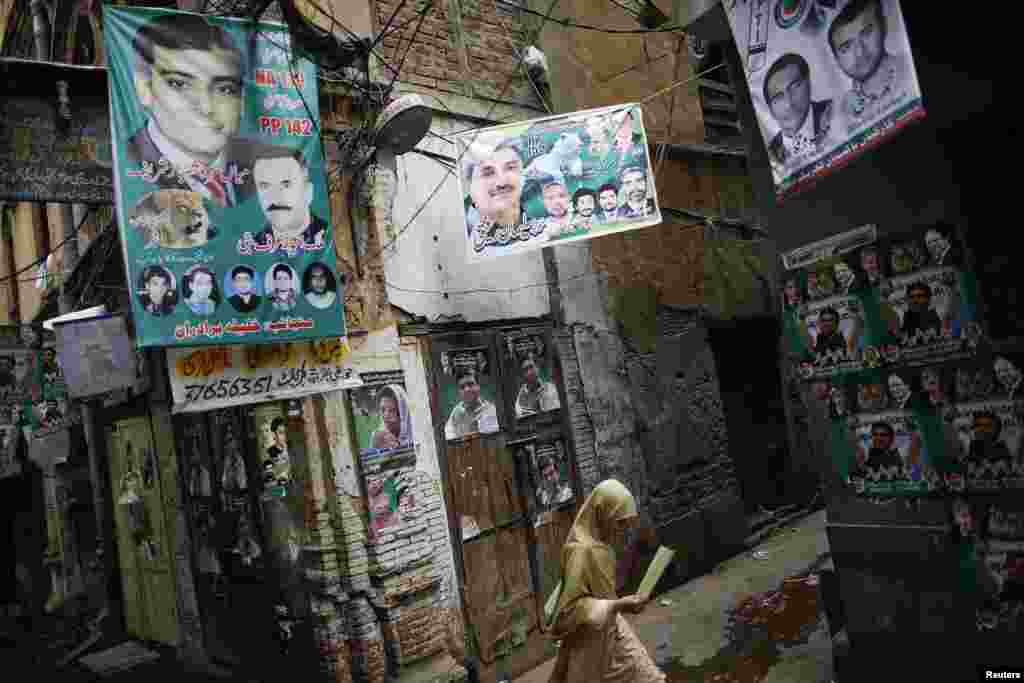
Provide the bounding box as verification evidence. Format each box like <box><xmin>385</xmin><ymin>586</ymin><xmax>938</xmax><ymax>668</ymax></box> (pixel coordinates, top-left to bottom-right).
<box><xmin>731</xmin><ymin>575</ymin><xmax>821</xmax><ymax>644</ymax></box>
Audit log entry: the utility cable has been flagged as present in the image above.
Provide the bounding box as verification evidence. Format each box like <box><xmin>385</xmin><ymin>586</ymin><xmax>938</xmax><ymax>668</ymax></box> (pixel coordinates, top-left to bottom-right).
<box><xmin>495</xmin><ymin>0</ymin><xmax>684</xmax><ymax>33</ymax></box>
<box><xmin>0</xmin><ymin>206</ymin><xmax>94</xmax><ymax>287</ymax></box>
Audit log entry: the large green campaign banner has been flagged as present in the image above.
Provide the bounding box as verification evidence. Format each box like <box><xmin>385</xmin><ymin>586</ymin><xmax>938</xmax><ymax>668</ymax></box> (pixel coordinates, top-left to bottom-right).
<box><xmin>104</xmin><ymin>6</ymin><xmax>345</xmax><ymax>347</ymax></box>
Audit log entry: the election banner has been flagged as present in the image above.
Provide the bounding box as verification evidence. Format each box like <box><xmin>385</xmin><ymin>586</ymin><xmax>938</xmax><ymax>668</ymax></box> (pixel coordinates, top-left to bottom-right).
<box><xmin>454</xmin><ymin>103</ymin><xmax>661</xmax><ymax>261</ymax></box>
<box><xmin>167</xmin><ymin>337</ymin><xmax>360</xmax><ymax>413</ymax></box>
<box><xmin>349</xmin><ymin>370</ymin><xmax>415</xmax><ymax>462</ymax></box>
<box><xmin>724</xmin><ymin>0</ymin><xmax>925</xmax><ymax>199</ymax></box>
<box><xmin>104</xmin><ymin>7</ymin><xmax>345</xmax><ymax>347</ymax></box>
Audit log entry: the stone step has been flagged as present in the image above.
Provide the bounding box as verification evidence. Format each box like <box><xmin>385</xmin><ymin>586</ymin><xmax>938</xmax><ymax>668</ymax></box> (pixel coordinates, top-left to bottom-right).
<box><xmin>395</xmin><ymin>650</ymin><xmax>468</xmax><ymax>683</ymax></box>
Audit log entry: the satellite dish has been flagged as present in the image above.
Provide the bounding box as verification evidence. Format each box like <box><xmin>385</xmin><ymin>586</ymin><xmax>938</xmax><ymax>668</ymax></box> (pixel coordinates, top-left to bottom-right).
<box><xmin>375</xmin><ymin>94</ymin><xmax>433</xmax><ymax>155</ymax></box>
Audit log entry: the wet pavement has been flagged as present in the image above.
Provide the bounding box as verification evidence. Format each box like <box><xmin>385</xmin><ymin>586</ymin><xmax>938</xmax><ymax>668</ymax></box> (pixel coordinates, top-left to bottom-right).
<box><xmin>516</xmin><ymin>510</ymin><xmax>833</xmax><ymax>683</ymax></box>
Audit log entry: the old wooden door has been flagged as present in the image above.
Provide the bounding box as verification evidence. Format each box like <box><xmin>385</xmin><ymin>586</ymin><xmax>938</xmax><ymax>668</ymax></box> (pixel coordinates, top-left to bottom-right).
<box><xmin>107</xmin><ymin>415</ymin><xmax>180</xmax><ymax>645</ymax></box>
<box><xmin>433</xmin><ymin>326</ymin><xmax>579</xmax><ymax>680</ymax></box>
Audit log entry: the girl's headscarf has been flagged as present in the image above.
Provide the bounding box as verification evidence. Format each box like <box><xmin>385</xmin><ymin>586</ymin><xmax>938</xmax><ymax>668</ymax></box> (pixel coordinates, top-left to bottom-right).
<box><xmin>384</xmin><ymin>384</ymin><xmax>414</xmax><ymax>446</ymax></box>
<box><xmin>549</xmin><ymin>479</ymin><xmax>638</xmax><ymax>634</ymax></box>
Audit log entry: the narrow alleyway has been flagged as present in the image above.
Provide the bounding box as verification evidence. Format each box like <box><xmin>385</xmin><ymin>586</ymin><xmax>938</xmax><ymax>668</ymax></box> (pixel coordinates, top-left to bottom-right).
<box><xmin>516</xmin><ymin>510</ymin><xmax>832</xmax><ymax>683</ymax></box>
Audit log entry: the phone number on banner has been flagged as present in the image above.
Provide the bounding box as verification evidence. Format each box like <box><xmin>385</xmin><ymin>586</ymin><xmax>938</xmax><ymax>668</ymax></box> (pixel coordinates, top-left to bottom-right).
<box><xmin>182</xmin><ymin>366</ymin><xmax>357</xmax><ymax>404</ymax></box>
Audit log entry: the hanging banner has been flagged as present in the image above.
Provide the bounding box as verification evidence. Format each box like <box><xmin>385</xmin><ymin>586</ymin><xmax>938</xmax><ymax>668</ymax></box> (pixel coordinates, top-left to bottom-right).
<box><xmin>167</xmin><ymin>337</ymin><xmax>359</xmax><ymax>413</ymax></box>
<box><xmin>54</xmin><ymin>314</ymin><xmax>137</xmax><ymax>398</ymax></box>
<box><xmin>103</xmin><ymin>7</ymin><xmax>346</xmax><ymax>347</ymax></box>
<box><xmin>454</xmin><ymin>103</ymin><xmax>661</xmax><ymax>261</ymax></box>
<box><xmin>724</xmin><ymin>0</ymin><xmax>925</xmax><ymax>199</ymax></box>
<box><xmin>0</xmin><ymin>58</ymin><xmax>114</xmax><ymax>204</ymax></box>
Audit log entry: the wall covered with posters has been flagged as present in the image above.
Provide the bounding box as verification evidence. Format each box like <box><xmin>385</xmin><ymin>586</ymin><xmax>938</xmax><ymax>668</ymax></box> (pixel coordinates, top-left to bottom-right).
<box><xmin>103</xmin><ymin>7</ymin><xmax>345</xmax><ymax>347</ymax></box>
<box><xmin>307</xmin><ymin>328</ymin><xmax>460</xmax><ymax>682</ymax></box>
<box><xmin>779</xmin><ymin>223</ymin><xmax>1020</xmax><ymax>499</ymax></box>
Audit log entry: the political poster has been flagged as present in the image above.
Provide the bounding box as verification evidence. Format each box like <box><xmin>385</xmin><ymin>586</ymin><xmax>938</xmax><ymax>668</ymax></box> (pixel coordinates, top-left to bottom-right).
<box><xmin>349</xmin><ymin>370</ymin><xmax>415</xmax><ymax>462</ymax></box>
<box><xmin>794</xmin><ymin>294</ymin><xmax>869</xmax><ymax>379</ymax></box>
<box><xmin>54</xmin><ymin>314</ymin><xmax>137</xmax><ymax>398</ymax></box>
<box><xmin>501</xmin><ymin>330</ymin><xmax>560</xmax><ymax>428</ymax></box>
<box><xmin>439</xmin><ymin>347</ymin><xmax>500</xmax><ymax>440</ymax></box>
<box><xmin>944</xmin><ymin>399</ymin><xmax>1024</xmax><ymax>494</ymax></box>
<box><xmin>454</xmin><ymin>103</ymin><xmax>661</xmax><ymax>261</ymax></box>
<box><xmin>844</xmin><ymin>409</ymin><xmax>943</xmax><ymax>496</ymax></box>
<box><xmin>167</xmin><ymin>337</ymin><xmax>360</xmax><ymax>413</ymax></box>
<box><xmin>103</xmin><ymin>7</ymin><xmax>345</xmax><ymax>347</ymax></box>
<box><xmin>724</xmin><ymin>0</ymin><xmax>925</xmax><ymax>199</ymax></box>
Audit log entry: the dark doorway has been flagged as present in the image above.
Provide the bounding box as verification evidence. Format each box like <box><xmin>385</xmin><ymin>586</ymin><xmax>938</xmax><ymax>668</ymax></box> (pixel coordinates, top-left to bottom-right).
<box><xmin>705</xmin><ymin>315</ymin><xmax>792</xmax><ymax>513</ymax></box>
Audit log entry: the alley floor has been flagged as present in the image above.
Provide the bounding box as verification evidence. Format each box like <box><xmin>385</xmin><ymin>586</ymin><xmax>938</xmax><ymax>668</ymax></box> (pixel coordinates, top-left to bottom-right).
<box><xmin>515</xmin><ymin>510</ymin><xmax>833</xmax><ymax>683</ymax></box>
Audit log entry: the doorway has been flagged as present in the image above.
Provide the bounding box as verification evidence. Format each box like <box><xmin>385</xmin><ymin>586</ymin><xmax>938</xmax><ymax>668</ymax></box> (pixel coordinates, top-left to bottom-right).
<box><xmin>705</xmin><ymin>315</ymin><xmax>793</xmax><ymax>512</ymax></box>
<box><xmin>173</xmin><ymin>406</ymin><xmax>276</xmax><ymax>672</ymax></box>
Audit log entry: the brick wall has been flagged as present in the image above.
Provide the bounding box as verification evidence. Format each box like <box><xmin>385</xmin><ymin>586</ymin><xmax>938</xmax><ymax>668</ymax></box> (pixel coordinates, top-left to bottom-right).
<box><xmin>374</xmin><ymin>0</ymin><xmax>538</xmax><ymax>108</ymax></box>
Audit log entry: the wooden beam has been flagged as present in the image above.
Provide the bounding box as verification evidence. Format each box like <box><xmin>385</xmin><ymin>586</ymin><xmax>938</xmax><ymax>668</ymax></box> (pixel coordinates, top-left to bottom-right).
<box><xmin>697</xmin><ymin>78</ymin><xmax>735</xmax><ymax>96</ymax></box>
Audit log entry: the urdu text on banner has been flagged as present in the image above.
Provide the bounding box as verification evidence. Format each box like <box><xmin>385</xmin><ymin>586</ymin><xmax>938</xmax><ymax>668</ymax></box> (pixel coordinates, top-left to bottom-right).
<box><xmin>103</xmin><ymin>6</ymin><xmax>346</xmax><ymax>347</ymax></box>
<box><xmin>454</xmin><ymin>104</ymin><xmax>662</xmax><ymax>261</ymax></box>
<box><xmin>724</xmin><ymin>0</ymin><xmax>924</xmax><ymax>199</ymax></box>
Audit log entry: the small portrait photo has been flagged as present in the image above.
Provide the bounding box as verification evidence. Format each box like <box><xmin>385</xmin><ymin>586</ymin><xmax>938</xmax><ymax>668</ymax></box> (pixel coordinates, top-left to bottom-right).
<box><xmin>923</xmin><ymin>225</ymin><xmax>959</xmax><ymax>267</ymax></box>
<box><xmin>830</xmin><ymin>257</ymin><xmax>866</xmax><ymax>295</ymax></box>
<box><xmin>530</xmin><ymin>439</ymin><xmax>573</xmax><ymax>510</ymax></box>
<box><xmin>855</xmin><ymin>380</ymin><xmax>888</xmax><ymax>413</ymax></box>
<box><xmin>782</xmin><ymin>274</ymin><xmax>805</xmax><ymax>308</ymax></box>
<box><xmin>763</xmin><ymin>53</ymin><xmax>835</xmax><ymax>168</ymax></box>
<box><xmin>828</xmin><ymin>383</ymin><xmax>849</xmax><ymax>419</ymax></box>
<box><xmin>302</xmin><ymin>262</ymin><xmax>338</xmax><ymax>310</ymax></box>
<box><xmin>181</xmin><ymin>265</ymin><xmax>221</xmax><ymax>316</ymax></box>
<box><xmin>993</xmin><ymin>355</ymin><xmax>1023</xmax><ymax>401</ymax></box>
<box><xmin>224</xmin><ymin>265</ymin><xmax>263</xmax><ymax>314</ymax></box>
<box><xmin>19</xmin><ymin>325</ymin><xmax>42</xmax><ymax>349</ymax></box>
<box><xmin>885</xmin><ymin>371</ymin><xmax>913</xmax><ymax>410</ymax></box>
<box><xmin>856</xmin><ymin>244</ymin><xmax>886</xmax><ymax>286</ymax></box>
<box><xmin>918</xmin><ymin>365</ymin><xmax>952</xmax><ymax>408</ymax></box>
<box><xmin>137</xmin><ymin>265</ymin><xmax>178</xmax><ymax>317</ymax></box>
<box><xmin>889</xmin><ymin>240</ymin><xmax>928</xmax><ymax>275</ymax></box>
<box><xmin>440</xmin><ymin>352</ymin><xmax>452</xmax><ymax>376</ymax></box>
<box><xmin>266</xmin><ymin>263</ymin><xmax>299</xmax><ymax>313</ymax></box>
<box><xmin>129</xmin><ymin>190</ymin><xmax>218</xmax><ymax>249</ymax></box>
<box><xmin>805</xmin><ymin>266</ymin><xmax>835</xmax><ymax>300</ymax></box>
<box><xmin>955</xmin><ymin>363</ymin><xmax>996</xmax><ymax>404</ymax></box>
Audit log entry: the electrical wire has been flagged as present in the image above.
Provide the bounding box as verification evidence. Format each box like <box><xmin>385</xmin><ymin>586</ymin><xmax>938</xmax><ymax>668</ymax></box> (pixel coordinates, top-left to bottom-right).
<box><xmin>0</xmin><ymin>207</ymin><xmax>94</xmax><ymax>287</ymax></box>
<box><xmin>386</xmin><ymin>0</ymin><xmax>435</xmax><ymax>94</ymax></box>
<box><xmin>385</xmin><ymin>221</ymin><xmax>703</xmax><ymax>297</ymax></box>
<box><xmin>494</xmin><ymin>0</ymin><xmax>684</xmax><ymax>33</ymax></box>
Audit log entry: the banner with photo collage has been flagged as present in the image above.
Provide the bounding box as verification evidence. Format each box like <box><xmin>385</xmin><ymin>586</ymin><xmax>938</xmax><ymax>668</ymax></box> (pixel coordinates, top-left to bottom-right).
<box><xmin>349</xmin><ymin>370</ymin><xmax>417</xmax><ymax>537</ymax></box>
<box><xmin>784</xmin><ymin>223</ymin><xmax>998</xmax><ymax>497</ymax></box>
<box><xmin>454</xmin><ymin>104</ymin><xmax>661</xmax><ymax>262</ymax></box>
<box><xmin>724</xmin><ymin>0</ymin><xmax>925</xmax><ymax>199</ymax></box>
<box><xmin>104</xmin><ymin>7</ymin><xmax>346</xmax><ymax>348</ymax></box>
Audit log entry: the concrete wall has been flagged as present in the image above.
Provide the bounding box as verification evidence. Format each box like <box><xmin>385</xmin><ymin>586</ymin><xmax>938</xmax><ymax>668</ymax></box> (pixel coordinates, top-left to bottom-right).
<box><xmin>379</xmin><ymin>117</ymin><xmax>550</xmax><ymax>323</ymax></box>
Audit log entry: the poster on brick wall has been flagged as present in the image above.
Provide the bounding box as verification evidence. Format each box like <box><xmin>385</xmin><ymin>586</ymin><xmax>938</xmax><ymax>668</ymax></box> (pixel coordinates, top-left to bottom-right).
<box><xmin>724</xmin><ymin>0</ymin><xmax>925</xmax><ymax>199</ymax></box>
<box><xmin>103</xmin><ymin>6</ymin><xmax>346</xmax><ymax>347</ymax></box>
<box><xmin>349</xmin><ymin>370</ymin><xmax>415</xmax><ymax>462</ymax></box>
<box><xmin>454</xmin><ymin>103</ymin><xmax>661</xmax><ymax>262</ymax></box>
<box><xmin>439</xmin><ymin>347</ymin><xmax>500</xmax><ymax>440</ymax></box>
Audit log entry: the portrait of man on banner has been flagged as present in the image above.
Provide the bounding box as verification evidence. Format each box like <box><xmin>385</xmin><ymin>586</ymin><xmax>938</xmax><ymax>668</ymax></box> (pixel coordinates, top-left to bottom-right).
<box><xmin>126</xmin><ymin>12</ymin><xmax>256</xmax><ymax>207</ymax></box>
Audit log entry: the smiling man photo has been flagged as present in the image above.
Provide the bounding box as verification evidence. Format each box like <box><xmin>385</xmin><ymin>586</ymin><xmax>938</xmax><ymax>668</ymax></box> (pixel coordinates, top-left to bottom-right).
<box><xmin>129</xmin><ymin>13</ymin><xmax>256</xmax><ymax>206</ymax></box>
<box><xmin>465</xmin><ymin>140</ymin><xmax>526</xmax><ymax>239</ymax></box>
